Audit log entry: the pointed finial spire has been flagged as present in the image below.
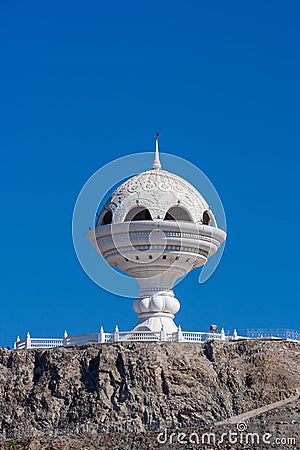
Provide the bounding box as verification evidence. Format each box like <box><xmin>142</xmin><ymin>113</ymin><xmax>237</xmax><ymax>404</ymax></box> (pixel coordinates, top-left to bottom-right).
<box><xmin>152</xmin><ymin>132</ymin><xmax>161</xmax><ymax>170</ymax></box>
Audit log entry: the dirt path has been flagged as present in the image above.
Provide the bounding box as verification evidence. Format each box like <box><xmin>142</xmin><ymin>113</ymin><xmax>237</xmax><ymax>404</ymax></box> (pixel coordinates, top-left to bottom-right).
<box><xmin>216</xmin><ymin>389</ymin><xmax>300</xmax><ymax>426</ymax></box>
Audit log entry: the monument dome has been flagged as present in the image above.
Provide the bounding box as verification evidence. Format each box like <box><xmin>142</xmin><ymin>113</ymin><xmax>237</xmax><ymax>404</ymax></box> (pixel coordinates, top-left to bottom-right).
<box><xmin>98</xmin><ymin>138</ymin><xmax>216</xmax><ymax>227</ymax></box>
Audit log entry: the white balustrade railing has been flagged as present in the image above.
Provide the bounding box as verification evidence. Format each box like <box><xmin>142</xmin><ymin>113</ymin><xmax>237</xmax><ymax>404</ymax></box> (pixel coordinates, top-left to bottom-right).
<box><xmin>64</xmin><ymin>333</ymin><xmax>99</xmax><ymax>346</ymax></box>
<box><xmin>29</xmin><ymin>338</ymin><xmax>64</xmax><ymax>348</ymax></box>
<box><xmin>116</xmin><ymin>331</ymin><xmax>161</xmax><ymax>342</ymax></box>
<box><xmin>14</xmin><ymin>333</ymin><xmax>64</xmax><ymax>350</ymax></box>
<box><xmin>13</xmin><ymin>327</ymin><xmax>300</xmax><ymax>350</ymax></box>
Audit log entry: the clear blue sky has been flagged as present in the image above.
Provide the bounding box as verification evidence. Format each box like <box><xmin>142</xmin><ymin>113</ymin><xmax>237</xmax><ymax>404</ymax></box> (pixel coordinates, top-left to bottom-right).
<box><xmin>1</xmin><ymin>1</ymin><xmax>299</xmax><ymax>347</ymax></box>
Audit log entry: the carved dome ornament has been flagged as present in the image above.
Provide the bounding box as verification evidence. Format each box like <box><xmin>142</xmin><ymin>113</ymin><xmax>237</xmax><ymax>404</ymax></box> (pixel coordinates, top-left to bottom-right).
<box><xmin>87</xmin><ymin>135</ymin><xmax>226</xmax><ymax>333</ymax></box>
<box><xmin>99</xmin><ymin>169</ymin><xmax>211</xmax><ymax>224</ymax></box>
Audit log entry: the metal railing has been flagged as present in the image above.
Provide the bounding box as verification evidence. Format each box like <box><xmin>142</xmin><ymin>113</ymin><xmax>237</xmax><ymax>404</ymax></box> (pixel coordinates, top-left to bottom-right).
<box><xmin>246</xmin><ymin>328</ymin><xmax>300</xmax><ymax>340</ymax></box>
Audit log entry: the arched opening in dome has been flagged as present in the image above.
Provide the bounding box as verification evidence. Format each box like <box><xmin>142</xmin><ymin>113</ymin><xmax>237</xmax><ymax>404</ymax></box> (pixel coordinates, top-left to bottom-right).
<box><xmin>101</xmin><ymin>210</ymin><xmax>113</xmax><ymax>225</ymax></box>
<box><xmin>202</xmin><ymin>210</ymin><xmax>210</xmax><ymax>225</ymax></box>
<box><xmin>164</xmin><ymin>207</ymin><xmax>192</xmax><ymax>222</ymax></box>
<box><xmin>124</xmin><ymin>206</ymin><xmax>152</xmax><ymax>222</ymax></box>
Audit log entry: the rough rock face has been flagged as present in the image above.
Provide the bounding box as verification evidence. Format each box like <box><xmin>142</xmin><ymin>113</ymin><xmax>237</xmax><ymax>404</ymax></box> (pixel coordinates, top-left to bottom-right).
<box><xmin>0</xmin><ymin>340</ymin><xmax>299</xmax><ymax>449</ymax></box>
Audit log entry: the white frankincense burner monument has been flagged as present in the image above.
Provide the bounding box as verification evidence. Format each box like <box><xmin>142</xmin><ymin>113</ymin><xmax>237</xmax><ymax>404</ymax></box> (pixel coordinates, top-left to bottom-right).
<box><xmin>87</xmin><ymin>134</ymin><xmax>226</xmax><ymax>333</ymax></box>
<box><xmin>14</xmin><ymin>136</ymin><xmax>300</xmax><ymax>349</ymax></box>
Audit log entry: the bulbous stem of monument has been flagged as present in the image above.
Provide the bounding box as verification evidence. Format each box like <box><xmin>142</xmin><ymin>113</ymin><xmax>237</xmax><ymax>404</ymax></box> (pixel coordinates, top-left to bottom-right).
<box><xmin>131</xmin><ymin>265</ymin><xmax>185</xmax><ymax>332</ymax></box>
<box><xmin>133</xmin><ymin>290</ymin><xmax>180</xmax><ymax>333</ymax></box>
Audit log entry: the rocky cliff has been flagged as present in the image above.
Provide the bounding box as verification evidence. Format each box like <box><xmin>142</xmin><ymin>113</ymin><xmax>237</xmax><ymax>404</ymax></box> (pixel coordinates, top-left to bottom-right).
<box><xmin>0</xmin><ymin>340</ymin><xmax>299</xmax><ymax>449</ymax></box>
